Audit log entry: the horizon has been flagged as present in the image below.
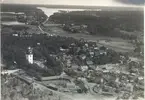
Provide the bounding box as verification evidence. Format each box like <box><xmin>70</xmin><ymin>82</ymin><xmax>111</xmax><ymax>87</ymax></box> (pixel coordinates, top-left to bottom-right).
<box><xmin>2</xmin><ymin>0</ymin><xmax>144</xmax><ymax>7</ymax></box>
<box><xmin>1</xmin><ymin>3</ymin><xmax>144</xmax><ymax>9</ymax></box>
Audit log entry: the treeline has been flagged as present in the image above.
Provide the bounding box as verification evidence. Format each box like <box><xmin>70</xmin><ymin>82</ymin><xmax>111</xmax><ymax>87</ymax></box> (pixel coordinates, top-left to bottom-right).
<box><xmin>1</xmin><ymin>4</ymin><xmax>47</xmax><ymax>25</ymax></box>
<box><xmin>1</xmin><ymin>16</ymin><xmax>16</xmax><ymax>21</ymax></box>
<box><xmin>1</xmin><ymin>4</ymin><xmax>37</xmax><ymax>12</ymax></box>
<box><xmin>17</xmin><ymin>9</ymin><xmax>47</xmax><ymax>25</ymax></box>
<box><xmin>49</xmin><ymin>10</ymin><xmax>143</xmax><ymax>37</ymax></box>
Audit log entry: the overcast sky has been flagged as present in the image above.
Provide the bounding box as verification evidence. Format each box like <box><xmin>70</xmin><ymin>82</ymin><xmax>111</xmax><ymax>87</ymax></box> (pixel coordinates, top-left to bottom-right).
<box><xmin>2</xmin><ymin>0</ymin><xmax>144</xmax><ymax>7</ymax></box>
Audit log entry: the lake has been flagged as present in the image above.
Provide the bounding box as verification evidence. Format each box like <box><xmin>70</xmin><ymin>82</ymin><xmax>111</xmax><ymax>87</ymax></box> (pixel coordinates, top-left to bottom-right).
<box><xmin>37</xmin><ymin>7</ymin><xmax>87</xmax><ymax>17</ymax></box>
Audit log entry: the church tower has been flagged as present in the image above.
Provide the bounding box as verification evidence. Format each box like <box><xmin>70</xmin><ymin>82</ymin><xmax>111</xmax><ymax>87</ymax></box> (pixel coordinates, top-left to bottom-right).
<box><xmin>26</xmin><ymin>47</ymin><xmax>33</xmax><ymax>64</ymax></box>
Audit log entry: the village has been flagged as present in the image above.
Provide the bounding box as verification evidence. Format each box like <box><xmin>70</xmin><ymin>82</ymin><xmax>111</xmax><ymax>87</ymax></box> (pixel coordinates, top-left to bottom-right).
<box><xmin>1</xmin><ymin>3</ymin><xmax>144</xmax><ymax>100</ymax></box>
<box><xmin>1</xmin><ymin>32</ymin><xmax>144</xmax><ymax>100</ymax></box>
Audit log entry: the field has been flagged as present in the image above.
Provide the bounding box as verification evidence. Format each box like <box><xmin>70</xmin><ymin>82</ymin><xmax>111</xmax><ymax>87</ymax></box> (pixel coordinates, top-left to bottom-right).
<box><xmin>1</xmin><ymin>12</ymin><xmax>17</xmax><ymax>21</ymax></box>
<box><xmin>2</xmin><ymin>25</ymin><xmax>42</xmax><ymax>35</ymax></box>
<box><xmin>42</xmin><ymin>26</ymin><xmax>135</xmax><ymax>52</ymax></box>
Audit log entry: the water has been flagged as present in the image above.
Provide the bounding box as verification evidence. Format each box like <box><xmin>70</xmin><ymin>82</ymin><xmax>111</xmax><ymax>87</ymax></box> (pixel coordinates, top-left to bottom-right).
<box><xmin>1</xmin><ymin>7</ymin><xmax>94</xmax><ymax>25</ymax></box>
<box><xmin>1</xmin><ymin>7</ymin><xmax>95</xmax><ymax>25</ymax></box>
<box><xmin>37</xmin><ymin>7</ymin><xmax>86</xmax><ymax>17</ymax></box>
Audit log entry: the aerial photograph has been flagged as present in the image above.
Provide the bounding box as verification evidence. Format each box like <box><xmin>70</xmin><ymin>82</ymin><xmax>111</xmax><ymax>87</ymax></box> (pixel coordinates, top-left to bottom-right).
<box><xmin>1</xmin><ymin>0</ymin><xmax>144</xmax><ymax>100</ymax></box>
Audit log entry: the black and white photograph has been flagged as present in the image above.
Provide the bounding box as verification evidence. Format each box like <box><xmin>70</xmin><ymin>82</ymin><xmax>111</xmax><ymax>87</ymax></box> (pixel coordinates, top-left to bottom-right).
<box><xmin>1</xmin><ymin>0</ymin><xmax>144</xmax><ymax>100</ymax></box>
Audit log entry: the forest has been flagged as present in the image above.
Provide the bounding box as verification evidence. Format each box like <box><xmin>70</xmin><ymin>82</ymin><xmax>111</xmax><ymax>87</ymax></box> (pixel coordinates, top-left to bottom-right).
<box><xmin>1</xmin><ymin>34</ymin><xmax>78</xmax><ymax>77</ymax></box>
<box><xmin>49</xmin><ymin>10</ymin><xmax>143</xmax><ymax>38</ymax></box>
<box><xmin>1</xmin><ymin>4</ymin><xmax>48</xmax><ymax>25</ymax></box>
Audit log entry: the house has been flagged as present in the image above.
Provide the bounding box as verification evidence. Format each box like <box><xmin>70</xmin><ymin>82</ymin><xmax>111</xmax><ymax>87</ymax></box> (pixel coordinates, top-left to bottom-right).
<box><xmin>86</xmin><ymin>60</ymin><xmax>93</xmax><ymax>65</ymax></box>
<box><xmin>85</xmin><ymin>43</ymin><xmax>89</xmax><ymax>48</ymax></box>
<box><xmin>79</xmin><ymin>54</ymin><xmax>86</xmax><ymax>60</ymax></box>
<box><xmin>94</xmin><ymin>47</ymin><xmax>99</xmax><ymax>50</ymax></box>
<box><xmin>89</xmin><ymin>65</ymin><xmax>96</xmax><ymax>69</ymax></box>
<box><xmin>60</xmin><ymin>47</ymin><xmax>69</xmax><ymax>52</ymax></box>
<box><xmin>81</xmin><ymin>65</ymin><xmax>88</xmax><ymax>72</ymax></box>
<box><xmin>33</xmin><ymin>60</ymin><xmax>47</xmax><ymax>69</ymax></box>
<box><xmin>89</xmin><ymin>51</ymin><xmax>94</xmax><ymax>57</ymax></box>
<box><xmin>99</xmin><ymin>50</ymin><xmax>107</xmax><ymax>55</ymax></box>
<box><xmin>37</xmin><ymin>43</ymin><xmax>41</xmax><ymax>45</ymax></box>
<box><xmin>81</xmin><ymin>25</ymin><xmax>88</xmax><ymax>28</ymax></box>
<box><xmin>71</xmin><ymin>64</ymin><xmax>79</xmax><ymax>70</ymax></box>
<box><xmin>12</xmin><ymin>33</ymin><xmax>19</xmax><ymax>37</ymax></box>
<box><xmin>66</xmin><ymin>59</ymin><xmax>71</xmax><ymax>67</ymax></box>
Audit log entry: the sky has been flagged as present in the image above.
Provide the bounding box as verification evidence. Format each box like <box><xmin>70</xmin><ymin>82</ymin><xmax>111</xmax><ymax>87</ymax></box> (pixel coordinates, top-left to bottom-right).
<box><xmin>2</xmin><ymin>0</ymin><xmax>144</xmax><ymax>7</ymax></box>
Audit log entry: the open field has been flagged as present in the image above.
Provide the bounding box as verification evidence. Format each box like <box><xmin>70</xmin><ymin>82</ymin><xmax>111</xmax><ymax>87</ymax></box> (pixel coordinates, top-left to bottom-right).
<box><xmin>42</xmin><ymin>26</ymin><xmax>135</xmax><ymax>52</ymax></box>
<box><xmin>1</xmin><ymin>12</ymin><xmax>17</xmax><ymax>21</ymax></box>
<box><xmin>2</xmin><ymin>25</ymin><xmax>42</xmax><ymax>35</ymax></box>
